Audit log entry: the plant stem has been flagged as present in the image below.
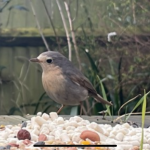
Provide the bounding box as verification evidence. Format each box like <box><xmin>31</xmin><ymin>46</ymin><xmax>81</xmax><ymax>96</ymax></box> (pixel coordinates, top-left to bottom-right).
<box><xmin>140</xmin><ymin>90</ymin><xmax>146</xmax><ymax>150</ymax></box>
<box><xmin>56</xmin><ymin>0</ymin><xmax>72</xmax><ymax>61</ymax></box>
<box><xmin>64</xmin><ymin>1</ymin><xmax>81</xmax><ymax>70</ymax></box>
<box><xmin>28</xmin><ymin>0</ymin><xmax>50</xmax><ymax>51</ymax></box>
<box><xmin>118</xmin><ymin>94</ymin><xmax>141</xmax><ymax>116</ymax></box>
<box><xmin>118</xmin><ymin>56</ymin><xmax>123</xmax><ymax>106</ymax></box>
<box><xmin>114</xmin><ymin>111</ymin><xmax>150</xmax><ymax>123</ymax></box>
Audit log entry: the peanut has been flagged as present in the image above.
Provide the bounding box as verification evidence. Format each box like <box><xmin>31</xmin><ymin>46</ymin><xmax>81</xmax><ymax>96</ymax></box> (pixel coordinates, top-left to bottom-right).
<box><xmin>80</xmin><ymin>130</ymin><xmax>100</xmax><ymax>142</ymax></box>
<box><xmin>130</xmin><ymin>146</ymin><xmax>139</xmax><ymax>150</ymax></box>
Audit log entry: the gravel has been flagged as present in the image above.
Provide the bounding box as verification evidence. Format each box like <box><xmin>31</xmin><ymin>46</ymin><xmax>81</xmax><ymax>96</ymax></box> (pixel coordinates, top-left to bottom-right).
<box><xmin>0</xmin><ymin>112</ymin><xmax>150</xmax><ymax>150</ymax></box>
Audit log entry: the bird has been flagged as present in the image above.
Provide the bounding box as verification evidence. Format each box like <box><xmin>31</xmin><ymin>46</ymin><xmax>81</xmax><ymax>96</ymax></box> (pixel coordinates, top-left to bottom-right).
<box><xmin>30</xmin><ymin>51</ymin><xmax>112</xmax><ymax>114</ymax></box>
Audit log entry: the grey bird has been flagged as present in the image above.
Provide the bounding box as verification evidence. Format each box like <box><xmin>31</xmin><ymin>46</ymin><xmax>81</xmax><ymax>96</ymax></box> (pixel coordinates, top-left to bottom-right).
<box><xmin>30</xmin><ymin>51</ymin><xmax>112</xmax><ymax>114</ymax></box>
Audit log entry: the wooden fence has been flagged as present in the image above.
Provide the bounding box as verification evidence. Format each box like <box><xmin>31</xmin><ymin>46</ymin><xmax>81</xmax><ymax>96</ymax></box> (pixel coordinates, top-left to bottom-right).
<box><xmin>0</xmin><ymin>47</ymin><xmax>46</xmax><ymax>115</ymax></box>
<box><xmin>0</xmin><ymin>0</ymin><xmax>150</xmax><ymax>115</ymax></box>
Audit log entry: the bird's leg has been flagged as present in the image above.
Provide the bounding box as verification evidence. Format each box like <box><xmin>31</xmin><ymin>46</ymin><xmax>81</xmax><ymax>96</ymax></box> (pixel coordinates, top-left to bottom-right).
<box><xmin>57</xmin><ymin>104</ymin><xmax>64</xmax><ymax>114</ymax></box>
<box><xmin>80</xmin><ymin>102</ymin><xmax>88</xmax><ymax>116</ymax></box>
<box><xmin>87</xmin><ymin>101</ymin><xmax>96</xmax><ymax>115</ymax></box>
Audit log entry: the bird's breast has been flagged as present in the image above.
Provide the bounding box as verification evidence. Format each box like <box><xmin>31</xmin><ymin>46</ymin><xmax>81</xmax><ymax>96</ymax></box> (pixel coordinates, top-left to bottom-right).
<box><xmin>42</xmin><ymin>69</ymin><xmax>66</xmax><ymax>99</ymax></box>
<box><xmin>41</xmin><ymin>70</ymin><xmax>88</xmax><ymax>105</ymax></box>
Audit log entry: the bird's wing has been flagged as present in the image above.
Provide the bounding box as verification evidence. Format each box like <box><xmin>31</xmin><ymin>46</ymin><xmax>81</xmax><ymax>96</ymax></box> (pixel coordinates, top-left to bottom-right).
<box><xmin>66</xmin><ymin>71</ymin><xmax>97</xmax><ymax>96</ymax></box>
<box><xmin>66</xmin><ymin>71</ymin><xmax>112</xmax><ymax>106</ymax></box>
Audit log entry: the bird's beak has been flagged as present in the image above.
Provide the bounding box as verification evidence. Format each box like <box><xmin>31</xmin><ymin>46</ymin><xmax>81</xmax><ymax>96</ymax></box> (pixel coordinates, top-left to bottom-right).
<box><xmin>30</xmin><ymin>58</ymin><xmax>41</xmax><ymax>63</ymax></box>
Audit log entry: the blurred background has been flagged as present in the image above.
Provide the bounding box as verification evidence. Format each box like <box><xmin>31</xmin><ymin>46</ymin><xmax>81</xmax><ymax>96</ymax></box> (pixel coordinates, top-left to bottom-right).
<box><xmin>0</xmin><ymin>0</ymin><xmax>150</xmax><ymax>116</ymax></box>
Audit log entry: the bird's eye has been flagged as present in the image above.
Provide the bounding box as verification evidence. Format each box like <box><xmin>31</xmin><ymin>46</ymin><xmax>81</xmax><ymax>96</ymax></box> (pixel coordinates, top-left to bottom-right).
<box><xmin>46</xmin><ymin>58</ymin><xmax>53</xmax><ymax>64</ymax></box>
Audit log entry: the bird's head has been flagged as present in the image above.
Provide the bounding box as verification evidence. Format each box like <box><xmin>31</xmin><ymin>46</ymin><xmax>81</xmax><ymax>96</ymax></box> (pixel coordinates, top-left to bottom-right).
<box><xmin>30</xmin><ymin>51</ymin><xmax>66</xmax><ymax>72</ymax></box>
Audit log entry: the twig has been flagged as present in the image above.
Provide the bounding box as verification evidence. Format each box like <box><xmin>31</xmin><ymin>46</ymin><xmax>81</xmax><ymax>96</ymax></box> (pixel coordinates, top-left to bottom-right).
<box><xmin>28</xmin><ymin>0</ymin><xmax>50</xmax><ymax>51</ymax></box>
<box><xmin>64</xmin><ymin>1</ymin><xmax>82</xmax><ymax>70</ymax></box>
<box><xmin>41</xmin><ymin>0</ymin><xmax>61</xmax><ymax>51</ymax></box>
<box><xmin>132</xmin><ymin>0</ymin><xmax>136</xmax><ymax>24</ymax></box>
<box><xmin>118</xmin><ymin>94</ymin><xmax>141</xmax><ymax>116</ymax></box>
<box><xmin>56</xmin><ymin>0</ymin><xmax>72</xmax><ymax>61</ymax></box>
<box><xmin>114</xmin><ymin>111</ymin><xmax>150</xmax><ymax>123</ymax></box>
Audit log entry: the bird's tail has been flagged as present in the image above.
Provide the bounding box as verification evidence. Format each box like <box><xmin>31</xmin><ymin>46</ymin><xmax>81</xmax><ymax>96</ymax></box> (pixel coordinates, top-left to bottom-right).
<box><xmin>94</xmin><ymin>94</ymin><xmax>113</xmax><ymax>106</ymax></box>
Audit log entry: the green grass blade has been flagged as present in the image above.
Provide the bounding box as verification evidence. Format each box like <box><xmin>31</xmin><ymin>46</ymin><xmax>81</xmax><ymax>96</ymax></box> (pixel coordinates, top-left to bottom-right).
<box><xmin>84</xmin><ymin>50</ymin><xmax>99</xmax><ymax>73</ymax></box>
<box><xmin>34</xmin><ymin>92</ymin><xmax>46</xmax><ymax>114</ymax></box>
<box><xmin>140</xmin><ymin>90</ymin><xmax>147</xmax><ymax>150</ymax></box>
<box><xmin>108</xmin><ymin>57</ymin><xmax>116</xmax><ymax>78</ymax></box>
<box><xmin>97</xmin><ymin>75</ymin><xmax>111</xmax><ymax>116</ymax></box>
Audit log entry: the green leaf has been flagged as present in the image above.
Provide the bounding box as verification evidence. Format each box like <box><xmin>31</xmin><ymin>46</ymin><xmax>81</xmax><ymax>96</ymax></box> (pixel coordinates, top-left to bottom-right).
<box><xmin>140</xmin><ymin>90</ymin><xmax>147</xmax><ymax>150</ymax></box>
<box><xmin>97</xmin><ymin>75</ymin><xmax>111</xmax><ymax>116</ymax></box>
<box><xmin>84</xmin><ymin>50</ymin><xmax>99</xmax><ymax>73</ymax></box>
